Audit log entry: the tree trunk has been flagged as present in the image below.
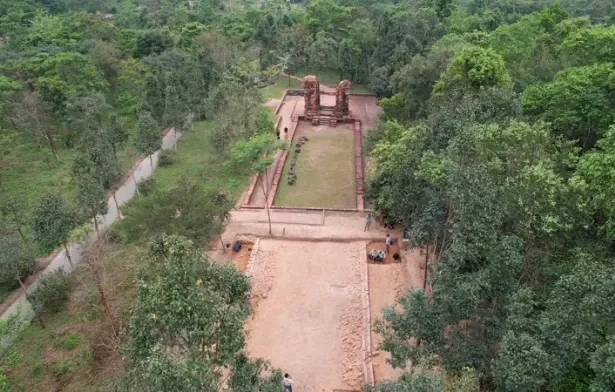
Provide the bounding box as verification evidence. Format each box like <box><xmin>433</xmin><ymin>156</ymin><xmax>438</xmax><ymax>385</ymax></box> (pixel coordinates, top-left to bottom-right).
<box><xmin>219</xmin><ymin>234</ymin><xmax>225</xmax><ymax>251</ymax></box>
<box><xmin>133</xmin><ymin>172</ymin><xmax>140</xmax><ymax>196</ymax></box>
<box><xmin>113</xmin><ymin>192</ymin><xmax>121</xmax><ymax>218</ymax></box>
<box><xmin>423</xmin><ymin>244</ymin><xmax>429</xmax><ymax>291</ymax></box>
<box><xmin>45</xmin><ymin>131</ymin><xmax>60</xmax><ymax>161</ymax></box>
<box><xmin>261</xmin><ymin>168</ymin><xmax>273</xmax><ymax>235</ymax></box>
<box><xmin>92</xmin><ymin>206</ymin><xmax>100</xmax><ymax>234</ymax></box>
<box><xmin>95</xmin><ymin>269</ymin><xmax>119</xmax><ymax>337</ymax></box>
<box><xmin>64</xmin><ymin>242</ymin><xmax>73</xmax><ymax>268</ymax></box>
<box><xmin>149</xmin><ymin>154</ymin><xmax>154</xmax><ymax>169</ymax></box>
<box><xmin>17</xmin><ymin>227</ymin><xmax>26</xmax><ymax>242</ymax></box>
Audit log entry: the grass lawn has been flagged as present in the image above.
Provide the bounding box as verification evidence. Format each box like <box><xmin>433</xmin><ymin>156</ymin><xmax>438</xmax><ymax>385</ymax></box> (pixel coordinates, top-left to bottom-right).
<box><xmin>294</xmin><ymin>68</ymin><xmax>371</xmax><ymax>93</ymax></box>
<box><xmin>1</xmin><ymin>118</ymin><xmax>139</xmax><ymax>215</ymax></box>
<box><xmin>275</xmin><ymin>128</ymin><xmax>356</xmax><ymax>209</ymax></box>
<box><xmin>151</xmin><ymin>120</ymin><xmax>249</xmax><ymax>199</ymax></box>
<box><xmin>261</xmin><ymin>77</ymin><xmax>302</xmax><ymax>100</ymax></box>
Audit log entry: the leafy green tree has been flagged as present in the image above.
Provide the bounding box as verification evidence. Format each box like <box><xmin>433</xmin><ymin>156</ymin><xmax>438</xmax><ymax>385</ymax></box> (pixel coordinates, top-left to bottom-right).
<box><xmin>133</xmin><ymin>30</ymin><xmax>173</xmax><ymax>58</ymax></box>
<box><xmin>20</xmin><ymin>52</ymin><xmax>107</xmax><ymax>116</ymax></box>
<box><xmin>338</xmin><ymin>38</ymin><xmax>361</xmax><ymax>81</ymax></box>
<box><xmin>141</xmin><ymin>73</ymin><xmax>165</xmax><ymax>122</ymax></box>
<box><xmin>116</xmin><ymin>58</ymin><xmax>149</xmax><ymax>112</ymax></box>
<box><xmin>122</xmin><ymin>234</ymin><xmax>278</xmax><ymax>391</ymax></box>
<box><xmin>135</xmin><ymin>109</ymin><xmax>162</xmax><ymax>167</ymax></box>
<box><xmin>434</xmin><ymin>46</ymin><xmax>511</xmax><ymax>93</ymax></box>
<box><xmin>308</xmin><ymin>31</ymin><xmax>338</xmax><ymax>77</ymax></box>
<box><xmin>27</xmin><ymin>268</ymin><xmax>71</xmax><ymax>315</ymax></box>
<box><xmin>0</xmin><ymin>234</ymin><xmax>35</xmax><ymax>290</ymax></box>
<box><xmin>116</xmin><ymin>177</ymin><xmax>231</xmax><ymax>245</ymax></box>
<box><xmin>371</xmin><ymin>121</ymin><xmax>579</xmax><ymax>385</ymax></box>
<box><xmin>365</xmin><ymin>369</ymin><xmax>443</xmax><ymax>392</ymax></box>
<box><xmin>72</xmin><ymin>120</ymin><xmax>121</xmax><ymax>189</ymax></box>
<box><xmin>75</xmin><ymin>174</ymin><xmax>108</xmax><ymax>234</ymax></box>
<box><xmin>206</xmin><ymin>82</ymin><xmax>271</xmax><ymax>151</ymax></box>
<box><xmin>559</xmin><ymin>24</ymin><xmax>615</xmax><ymax>66</ymax></box>
<box><xmin>11</xmin><ymin>89</ymin><xmax>59</xmax><ymax>160</ymax></box>
<box><xmin>30</xmin><ymin>193</ymin><xmax>79</xmax><ymax>266</ymax></box>
<box><xmin>163</xmin><ymin>73</ymin><xmax>189</xmax><ymax>136</ymax></box>
<box><xmin>523</xmin><ymin>62</ymin><xmax>615</xmax><ymax>149</ymax></box>
<box><xmin>227</xmin><ymin>133</ymin><xmax>285</xmax><ymax>234</ymax></box>
<box><xmin>109</xmin><ymin>114</ymin><xmax>129</xmax><ymax>157</ymax></box>
<box><xmin>305</xmin><ymin>0</ymin><xmax>352</xmax><ymax>38</ymax></box>
<box><xmin>65</xmin><ymin>91</ymin><xmax>110</xmax><ymax>146</ymax></box>
<box><xmin>0</xmin><ymin>196</ymin><xmax>29</xmax><ymax>242</ymax></box>
<box><xmin>388</xmin><ymin>48</ymin><xmax>455</xmax><ymax>120</ymax></box>
<box><xmin>574</xmin><ymin>125</ymin><xmax>615</xmax><ymax>241</ymax></box>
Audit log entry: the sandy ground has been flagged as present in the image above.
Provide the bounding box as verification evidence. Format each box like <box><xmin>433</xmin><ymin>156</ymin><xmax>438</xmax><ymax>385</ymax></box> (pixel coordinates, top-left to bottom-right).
<box><xmin>245</xmin><ymin>240</ymin><xmax>365</xmax><ymax>392</ymax></box>
<box><xmin>368</xmin><ymin>262</ymin><xmax>405</xmax><ymax>382</ymax></box>
<box><xmin>228</xmin><ymin>211</ymin><xmax>398</xmax><ymax>241</ymax></box>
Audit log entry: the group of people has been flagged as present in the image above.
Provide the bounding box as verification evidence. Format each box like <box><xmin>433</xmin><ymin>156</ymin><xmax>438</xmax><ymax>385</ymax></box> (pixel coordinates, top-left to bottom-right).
<box><xmin>364</xmin><ymin>213</ymin><xmax>393</xmax><ymax>252</ymax></box>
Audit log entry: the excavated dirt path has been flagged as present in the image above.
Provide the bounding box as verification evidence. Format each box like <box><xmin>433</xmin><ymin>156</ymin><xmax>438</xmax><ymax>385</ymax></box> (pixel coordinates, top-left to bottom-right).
<box><xmin>245</xmin><ymin>240</ymin><xmax>365</xmax><ymax>392</ymax></box>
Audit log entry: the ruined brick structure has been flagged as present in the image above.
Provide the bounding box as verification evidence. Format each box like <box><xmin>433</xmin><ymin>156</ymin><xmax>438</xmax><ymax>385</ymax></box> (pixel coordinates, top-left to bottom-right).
<box><xmin>335</xmin><ymin>80</ymin><xmax>351</xmax><ymax>118</ymax></box>
<box><xmin>301</xmin><ymin>75</ymin><xmax>320</xmax><ymax>118</ymax></box>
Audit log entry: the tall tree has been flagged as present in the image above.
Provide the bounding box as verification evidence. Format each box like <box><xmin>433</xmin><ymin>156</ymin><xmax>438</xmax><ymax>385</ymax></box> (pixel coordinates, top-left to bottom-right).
<box><xmin>523</xmin><ymin>62</ymin><xmax>615</xmax><ymax>149</ymax></box>
<box><xmin>0</xmin><ymin>196</ymin><xmax>29</xmax><ymax>242</ymax></box>
<box><xmin>163</xmin><ymin>73</ymin><xmax>189</xmax><ymax>137</ymax></box>
<box><xmin>0</xmin><ymin>234</ymin><xmax>35</xmax><ymax>291</ymax></box>
<box><xmin>11</xmin><ymin>89</ymin><xmax>59</xmax><ymax>160</ymax></box>
<box><xmin>142</xmin><ymin>73</ymin><xmax>166</xmax><ymax>122</ymax></box>
<box><xmin>109</xmin><ymin>114</ymin><xmax>129</xmax><ymax>158</ymax></box>
<box><xmin>227</xmin><ymin>133</ymin><xmax>285</xmax><ymax>235</ymax></box>
<box><xmin>30</xmin><ymin>194</ymin><xmax>79</xmax><ymax>266</ymax></box>
<box><xmin>75</xmin><ymin>174</ymin><xmax>108</xmax><ymax>234</ymax></box>
<box><xmin>135</xmin><ymin>110</ymin><xmax>162</xmax><ymax>168</ymax></box>
<box><xmin>121</xmin><ymin>234</ymin><xmax>281</xmax><ymax>391</ymax></box>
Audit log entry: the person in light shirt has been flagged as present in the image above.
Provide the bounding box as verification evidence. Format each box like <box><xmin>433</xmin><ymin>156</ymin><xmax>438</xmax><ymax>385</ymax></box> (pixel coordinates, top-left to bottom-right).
<box><xmin>283</xmin><ymin>373</ymin><xmax>293</xmax><ymax>392</ymax></box>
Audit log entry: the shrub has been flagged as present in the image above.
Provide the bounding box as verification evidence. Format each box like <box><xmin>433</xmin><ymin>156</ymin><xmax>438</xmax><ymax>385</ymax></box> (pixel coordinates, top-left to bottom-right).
<box><xmin>28</xmin><ymin>269</ymin><xmax>71</xmax><ymax>314</ymax></box>
<box><xmin>0</xmin><ymin>236</ymin><xmax>35</xmax><ymax>290</ymax></box>
<box><xmin>158</xmin><ymin>149</ymin><xmax>176</xmax><ymax>166</ymax></box>
<box><xmin>136</xmin><ymin>177</ymin><xmax>156</xmax><ymax>196</ymax></box>
<box><xmin>0</xmin><ymin>371</ymin><xmax>9</xmax><ymax>392</ymax></box>
<box><xmin>55</xmin><ymin>332</ymin><xmax>80</xmax><ymax>351</ymax></box>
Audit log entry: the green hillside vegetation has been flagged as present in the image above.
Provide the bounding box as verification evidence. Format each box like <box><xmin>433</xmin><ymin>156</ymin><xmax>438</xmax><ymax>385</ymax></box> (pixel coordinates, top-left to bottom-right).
<box><xmin>2</xmin><ymin>0</ymin><xmax>615</xmax><ymax>391</ymax></box>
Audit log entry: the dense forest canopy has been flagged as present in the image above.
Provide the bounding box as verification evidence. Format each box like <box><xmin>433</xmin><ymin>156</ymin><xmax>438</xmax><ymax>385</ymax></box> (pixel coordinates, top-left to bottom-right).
<box><xmin>1</xmin><ymin>0</ymin><xmax>615</xmax><ymax>391</ymax></box>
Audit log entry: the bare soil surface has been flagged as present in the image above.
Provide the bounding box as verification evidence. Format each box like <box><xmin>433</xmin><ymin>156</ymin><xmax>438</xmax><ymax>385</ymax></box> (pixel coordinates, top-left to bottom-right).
<box><xmin>231</xmin><ymin>240</ymin><xmax>254</xmax><ymax>273</ymax></box>
<box><xmin>368</xmin><ymin>262</ymin><xmax>405</xmax><ymax>382</ymax></box>
<box><xmin>245</xmin><ymin>240</ymin><xmax>365</xmax><ymax>392</ymax></box>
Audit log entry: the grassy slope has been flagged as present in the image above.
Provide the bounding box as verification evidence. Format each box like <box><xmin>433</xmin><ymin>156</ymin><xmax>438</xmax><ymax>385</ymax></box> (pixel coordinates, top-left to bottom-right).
<box><xmin>261</xmin><ymin>77</ymin><xmax>302</xmax><ymax>101</ymax></box>
<box><xmin>1</xmin><ymin>117</ymin><xmax>138</xmax><ymax>214</ymax></box>
<box><xmin>1</xmin><ymin>243</ymin><xmax>141</xmax><ymax>392</ymax></box>
<box><xmin>1</xmin><ymin>120</ymin><xmax>250</xmax><ymax>391</ymax></box>
<box><xmin>153</xmin><ymin>120</ymin><xmax>249</xmax><ymax>198</ymax></box>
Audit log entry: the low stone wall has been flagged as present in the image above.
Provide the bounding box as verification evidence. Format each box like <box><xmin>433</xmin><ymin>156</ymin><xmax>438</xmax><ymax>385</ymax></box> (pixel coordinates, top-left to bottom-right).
<box><xmin>354</xmin><ymin>120</ymin><xmax>365</xmax><ymax>211</ymax></box>
<box><xmin>360</xmin><ymin>241</ymin><xmax>375</xmax><ymax>387</ymax></box>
